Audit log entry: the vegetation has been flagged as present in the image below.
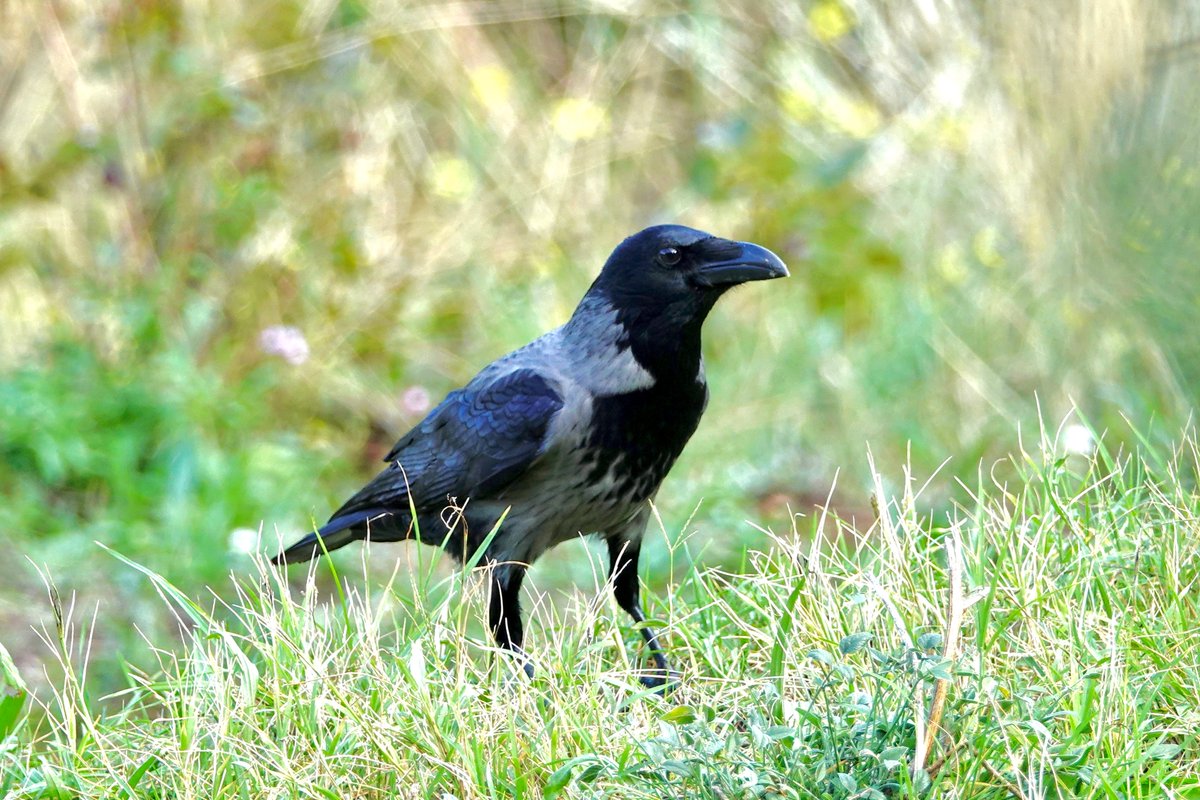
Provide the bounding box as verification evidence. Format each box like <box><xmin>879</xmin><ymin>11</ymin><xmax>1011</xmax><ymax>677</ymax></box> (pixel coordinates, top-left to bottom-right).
<box><xmin>5</xmin><ymin>435</ymin><xmax>1199</xmax><ymax>797</ymax></box>
<box><xmin>3</xmin><ymin>0</ymin><xmax>1200</xmax><ymax>795</ymax></box>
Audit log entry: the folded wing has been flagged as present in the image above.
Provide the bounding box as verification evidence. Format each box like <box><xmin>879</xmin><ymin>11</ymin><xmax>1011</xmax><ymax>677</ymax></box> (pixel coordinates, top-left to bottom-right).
<box><xmin>272</xmin><ymin>368</ymin><xmax>564</xmax><ymax>564</ymax></box>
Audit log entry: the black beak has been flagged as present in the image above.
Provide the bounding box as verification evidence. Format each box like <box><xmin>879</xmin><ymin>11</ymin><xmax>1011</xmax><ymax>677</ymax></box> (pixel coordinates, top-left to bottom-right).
<box><xmin>694</xmin><ymin>240</ymin><xmax>789</xmax><ymax>288</ymax></box>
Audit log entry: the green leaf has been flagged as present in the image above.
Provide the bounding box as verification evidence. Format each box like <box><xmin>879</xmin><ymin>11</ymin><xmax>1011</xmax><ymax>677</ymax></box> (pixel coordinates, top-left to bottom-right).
<box><xmin>916</xmin><ymin>632</ymin><xmax>943</xmax><ymax>652</ymax></box>
<box><xmin>808</xmin><ymin>648</ymin><xmax>835</xmax><ymax>666</ymax></box>
<box><xmin>542</xmin><ymin>766</ymin><xmax>574</xmax><ymax>799</ymax></box>
<box><xmin>0</xmin><ymin>640</ymin><xmax>28</xmax><ymax>741</ymax></box>
<box><xmin>576</xmin><ymin>764</ymin><xmax>604</xmax><ymax>782</ymax></box>
<box><xmin>1146</xmin><ymin>743</ymin><xmax>1182</xmax><ymax>760</ymax></box>
<box><xmin>543</xmin><ymin>756</ymin><xmax>610</xmax><ymax>799</ymax></box>
<box><xmin>839</xmin><ymin>632</ymin><xmax>872</xmax><ymax>655</ymax></box>
<box><xmin>836</xmin><ymin>771</ymin><xmax>857</xmax><ymax>793</ymax></box>
<box><xmin>125</xmin><ymin>756</ymin><xmax>159</xmax><ymax>794</ymax></box>
<box><xmin>661</xmin><ymin>759</ymin><xmax>696</xmax><ymax>778</ymax></box>
<box><xmin>926</xmin><ymin>659</ymin><xmax>954</xmax><ymax>681</ymax></box>
<box><xmin>912</xmin><ymin>767</ymin><xmax>931</xmax><ymax>792</ymax></box>
<box><xmin>661</xmin><ymin>705</ymin><xmax>697</xmax><ymax>725</ymax></box>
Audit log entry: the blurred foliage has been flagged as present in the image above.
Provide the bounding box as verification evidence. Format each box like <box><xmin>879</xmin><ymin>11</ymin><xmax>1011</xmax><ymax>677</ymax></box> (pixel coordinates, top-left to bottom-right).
<box><xmin>2</xmin><ymin>0</ymin><xmax>1200</xmax><ymax>694</ymax></box>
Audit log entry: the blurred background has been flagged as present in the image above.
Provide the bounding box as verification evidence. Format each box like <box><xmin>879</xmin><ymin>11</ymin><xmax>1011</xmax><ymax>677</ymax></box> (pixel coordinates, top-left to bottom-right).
<box><xmin>3</xmin><ymin>0</ymin><xmax>1200</xmax><ymax>695</ymax></box>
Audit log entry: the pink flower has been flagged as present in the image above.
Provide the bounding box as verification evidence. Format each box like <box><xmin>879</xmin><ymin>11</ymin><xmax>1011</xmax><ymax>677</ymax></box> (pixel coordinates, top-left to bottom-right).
<box><xmin>259</xmin><ymin>325</ymin><xmax>309</xmax><ymax>365</ymax></box>
<box><xmin>401</xmin><ymin>386</ymin><xmax>432</xmax><ymax>416</ymax></box>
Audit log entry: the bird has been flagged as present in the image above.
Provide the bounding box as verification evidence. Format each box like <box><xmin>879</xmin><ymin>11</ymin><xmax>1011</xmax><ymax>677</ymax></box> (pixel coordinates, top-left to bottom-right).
<box><xmin>273</xmin><ymin>224</ymin><xmax>788</xmax><ymax>687</ymax></box>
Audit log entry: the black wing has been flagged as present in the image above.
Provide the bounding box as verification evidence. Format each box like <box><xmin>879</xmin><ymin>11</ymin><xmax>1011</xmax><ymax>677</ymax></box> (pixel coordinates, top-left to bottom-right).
<box><xmin>331</xmin><ymin>368</ymin><xmax>564</xmax><ymax>519</ymax></box>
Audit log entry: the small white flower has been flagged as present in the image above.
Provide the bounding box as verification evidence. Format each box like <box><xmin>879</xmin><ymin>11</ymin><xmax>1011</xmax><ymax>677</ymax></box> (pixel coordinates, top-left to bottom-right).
<box><xmin>258</xmin><ymin>325</ymin><xmax>309</xmax><ymax>365</ymax></box>
<box><xmin>227</xmin><ymin>527</ymin><xmax>260</xmax><ymax>555</ymax></box>
<box><xmin>1062</xmin><ymin>424</ymin><xmax>1096</xmax><ymax>456</ymax></box>
<box><xmin>241</xmin><ymin>212</ymin><xmax>296</xmax><ymax>263</ymax></box>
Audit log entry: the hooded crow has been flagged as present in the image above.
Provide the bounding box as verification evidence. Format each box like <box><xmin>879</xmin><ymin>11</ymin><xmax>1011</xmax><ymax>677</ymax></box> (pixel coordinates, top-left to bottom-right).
<box><xmin>274</xmin><ymin>224</ymin><xmax>788</xmax><ymax>687</ymax></box>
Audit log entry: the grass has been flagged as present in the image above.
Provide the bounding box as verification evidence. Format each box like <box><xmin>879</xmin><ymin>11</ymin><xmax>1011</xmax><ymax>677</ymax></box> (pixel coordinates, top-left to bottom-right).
<box><xmin>6</xmin><ymin>0</ymin><xmax>1200</xmax><ymax>700</ymax></box>
<box><xmin>3</xmin><ymin>426</ymin><xmax>1198</xmax><ymax>798</ymax></box>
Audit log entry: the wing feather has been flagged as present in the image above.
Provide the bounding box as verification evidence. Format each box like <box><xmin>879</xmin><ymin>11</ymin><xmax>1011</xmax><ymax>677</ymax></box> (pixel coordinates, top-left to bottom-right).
<box><xmin>330</xmin><ymin>369</ymin><xmax>563</xmax><ymax>520</ymax></box>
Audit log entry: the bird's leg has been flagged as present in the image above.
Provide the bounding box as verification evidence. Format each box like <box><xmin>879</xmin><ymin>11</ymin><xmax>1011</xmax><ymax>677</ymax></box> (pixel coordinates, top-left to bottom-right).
<box><xmin>607</xmin><ymin>538</ymin><xmax>673</xmax><ymax>689</ymax></box>
<box><xmin>488</xmin><ymin>563</ymin><xmax>534</xmax><ymax>678</ymax></box>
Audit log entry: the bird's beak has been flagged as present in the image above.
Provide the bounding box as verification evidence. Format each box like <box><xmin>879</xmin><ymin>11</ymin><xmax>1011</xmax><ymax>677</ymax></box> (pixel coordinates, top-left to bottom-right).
<box><xmin>694</xmin><ymin>240</ymin><xmax>789</xmax><ymax>288</ymax></box>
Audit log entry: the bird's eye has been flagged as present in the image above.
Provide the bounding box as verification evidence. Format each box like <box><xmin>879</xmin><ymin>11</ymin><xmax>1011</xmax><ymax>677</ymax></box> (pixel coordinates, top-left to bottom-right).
<box><xmin>657</xmin><ymin>247</ymin><xmax>681</xmax><ymax>266</ymax></box>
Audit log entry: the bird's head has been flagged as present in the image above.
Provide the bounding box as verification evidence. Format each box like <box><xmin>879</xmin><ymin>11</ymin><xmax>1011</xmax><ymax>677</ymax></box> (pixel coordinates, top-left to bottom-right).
<box><xmin>589</xmin><ymin>225</ymin><xmax>788</xmax><ymax>321</ymax></box>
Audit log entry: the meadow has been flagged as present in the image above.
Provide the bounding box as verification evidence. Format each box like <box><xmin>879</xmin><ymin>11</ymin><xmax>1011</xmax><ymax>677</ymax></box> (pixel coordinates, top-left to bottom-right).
<box><xmin>3</xmin><ymin>0</ymin><xmax>1200</xmax><ymax>796</ymax></box>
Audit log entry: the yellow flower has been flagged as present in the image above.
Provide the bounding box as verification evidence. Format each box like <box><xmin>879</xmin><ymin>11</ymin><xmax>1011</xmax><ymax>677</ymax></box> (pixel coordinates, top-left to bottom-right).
<box><xmin>469</xmin><ymin>64</ymin><xmax>514</xmax><ymax>114</ymax></box>
<box><xmin>780</xmin><ymin>85</ymin><xmax>819</xmax><ymax>123</ymax></box>
<box><xmin>428</xmin><ymin>155</ymin><xmax>476</xmax><ymax>200</ymax></box>
<box><xmin>809</xmin><ymin>1</ymin><xmax>853</xmax><ymax>43</ymax></box>
<box><xmin>551</xmin><ymin>98</ymin><xmax>609</xmax><ymax>141</ymax></box>
<box><xmin>937</xmin><ymin>243</ymin><xmax>967</xmax><ymax>285</ymax></box>
<box><xmin>934</xmin><ymin>117</ymin><xmax>968</xmax><ymax>152</ymax></box>
<box><xmin>973</xmin><ymin>227</ymin><xmax>1003</xmax><ymax>269</ymax></box>
<box><xmin>830</xmin><ymin>98</ymin><xmax>881</xmax><ymax>138</ymax></box>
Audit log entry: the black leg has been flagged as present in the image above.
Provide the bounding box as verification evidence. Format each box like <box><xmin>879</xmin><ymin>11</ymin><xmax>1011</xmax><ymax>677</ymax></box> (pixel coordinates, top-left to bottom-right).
<box><xmin>607</xmin><ymin>538</ymin><xmax>673</xmax><ymax>689</ymax></box>
<box><xmin>488</xmin><ymin>563</ymin><xmax>534</xmax><ymax>678</ymax></box>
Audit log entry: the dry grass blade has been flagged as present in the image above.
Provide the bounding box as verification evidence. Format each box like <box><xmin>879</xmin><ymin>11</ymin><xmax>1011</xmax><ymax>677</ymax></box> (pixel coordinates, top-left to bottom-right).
<box><xmin>912</xmin><ymin>523</ymin><xmax>965</xmax><ymax>781</ymax></box>
<box><xmin>983</xmin><ymin>760</ymin><xmax>1032</xmax><ymax>800</ymax></box>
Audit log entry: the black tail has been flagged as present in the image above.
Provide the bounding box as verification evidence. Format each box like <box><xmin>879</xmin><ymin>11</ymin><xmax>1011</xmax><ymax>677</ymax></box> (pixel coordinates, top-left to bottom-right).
<box><xmin>271</xmin><ymin>509</ymin><xmax>391</xmax><ymax>566</ymax></box>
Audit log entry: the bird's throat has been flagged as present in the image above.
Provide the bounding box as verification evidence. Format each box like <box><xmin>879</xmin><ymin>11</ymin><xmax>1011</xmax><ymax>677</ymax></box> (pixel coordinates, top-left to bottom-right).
<box><xmin>620</xmin><ymin>303</ymin><xmax>708</xmax><ymax>386</ymax></box>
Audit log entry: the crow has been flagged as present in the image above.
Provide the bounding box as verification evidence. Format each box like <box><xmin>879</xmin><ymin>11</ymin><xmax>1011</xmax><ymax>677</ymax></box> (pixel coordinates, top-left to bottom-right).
<box><xmin>273</xmin><ymin>225</ymin><xmax>787</xmax><ymax>687</ymax></box>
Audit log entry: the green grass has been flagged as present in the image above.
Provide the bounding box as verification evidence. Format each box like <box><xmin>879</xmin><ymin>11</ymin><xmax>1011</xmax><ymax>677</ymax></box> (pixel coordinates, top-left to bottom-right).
<box><xmin>3</xmin><ymin>430</ymin><xmax>1198</xmax><ymax>798</ymax></box>
<box><xmin>5</xmin><ymin>0</ymin><xmax>1200</xmax><ymax>701</ymax></box>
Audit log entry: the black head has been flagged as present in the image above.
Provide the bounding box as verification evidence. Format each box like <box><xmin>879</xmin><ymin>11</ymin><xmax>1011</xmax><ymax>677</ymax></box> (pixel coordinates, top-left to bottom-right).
<box><xmin>589</xmin><ymin>225</ymin><xmax>788</xmax><ymax>317</ymax></box>
<box><xmin>576</xmin><ymin>224</ymin><xmax>788</xmax><ymax>379</ymax></box>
